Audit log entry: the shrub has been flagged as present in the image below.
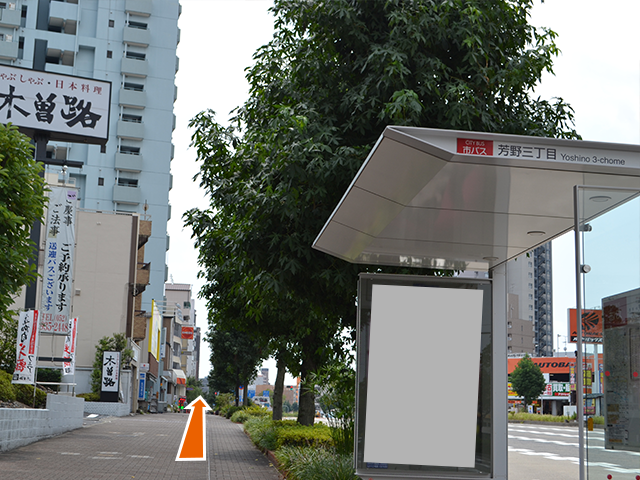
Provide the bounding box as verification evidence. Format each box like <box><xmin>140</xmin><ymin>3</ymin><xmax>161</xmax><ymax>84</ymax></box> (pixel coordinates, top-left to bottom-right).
<box><xmin>36</xmin><ymin>368</ymin><xmax>61</xmax><ymax>392</ymax></box>
<box><xmin>225</xmin><ymin>405</ymin><xmax>242</xmax><ymax>419</ymax></box>
<box><xmin>274</xmin><ymin>423</ymin><xmax>333</xmax><ymax>449</ymax></box>
<box><xmin>230</xmin><ymin>405</ymin><xmax>271</xmax><ymax>423</ymax></box>
<box><xmin>244</xmin><ymin>417</ymin><xmax>334</xmax><ymax>451</ymax></box>
<box><xmin>245</xmin><ymin>416</ymin><xmax>280</xmax><ymax>451</ymax></box>
<box><xmin>14</xmin><ymin>383</ymin><xmax>47</xmax><ymax>408</ymax></box>
<box><xmin>77</xmin><ymin>392</ymin><xmax>100</xmax><ymax>402</ymax></box>
<box><xmin>0</xmin><ymin>369</ymin><xmax>16</xmax><ymax>402</ymax></box>
<box><xmin>275</xmin><ymin>446</ymin><xmax>357</xmax><ymax>480</ymax></box>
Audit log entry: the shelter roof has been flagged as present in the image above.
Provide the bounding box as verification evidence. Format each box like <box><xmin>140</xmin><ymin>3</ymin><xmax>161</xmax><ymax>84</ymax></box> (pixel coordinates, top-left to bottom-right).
<box><xmin>313</xmin><ymin>127</ymin><xmax>640</xmax><ymax>270</ymax></box>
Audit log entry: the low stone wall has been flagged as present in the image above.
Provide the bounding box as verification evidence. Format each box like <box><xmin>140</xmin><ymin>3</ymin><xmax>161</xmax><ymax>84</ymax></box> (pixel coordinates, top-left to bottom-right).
<box><xmin>83</xmin><ymin>400</ymin><xmax>130</xmax><ymax>417</ymax></box>
<box><xmin>0</xmin><ymin>394</ymin><xmax>84</xmax><ymax>452</ymax></box>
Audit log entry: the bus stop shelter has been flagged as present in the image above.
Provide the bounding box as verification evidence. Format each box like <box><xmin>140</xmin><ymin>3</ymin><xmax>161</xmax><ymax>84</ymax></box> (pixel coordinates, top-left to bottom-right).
<box><xmin>313</xmin><ymin>126</ymin><xmax>640</xmax><ymax>480</ymax></box>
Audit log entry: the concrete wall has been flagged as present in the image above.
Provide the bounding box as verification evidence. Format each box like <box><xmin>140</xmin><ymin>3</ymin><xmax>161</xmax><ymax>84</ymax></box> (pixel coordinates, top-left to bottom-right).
<box><xmin>0</xmin><ymin>394</ymin><xmax>84</xmax><ymax>452</ymax></box>
<box><xmin>83</xmin><ymin>401</ymin><xmax>130</xmax><ymax>417</ymax></box>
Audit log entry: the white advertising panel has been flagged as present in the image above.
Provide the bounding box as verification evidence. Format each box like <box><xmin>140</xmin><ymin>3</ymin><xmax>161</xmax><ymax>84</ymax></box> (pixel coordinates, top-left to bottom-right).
<box><xmin>40</xmin><ymin>186</ymin><xmax>78</xmax><ymax>335</ymax></box>
<box><xmin>149</xmin><ymin>300</ymin><xmax>161</xmax><ymax>361</ymax></box>
<box><xmin>0</xmin><ymin>65</ymin><xmax>111</xmax><ymax>143</ymax></box>
<box><xmin>12</xmin><ymin>310</ymin><xmax>40</xmax><ymax>385</ymax></box>
<box><xmin>363</xmin><ymin>284</ymin><xmax>483</xmax><ymax>468</ymax></box>
<box><xmin>101</xmin><ymin>351</ymin><xmax>120</xmax><ymax>393</ymax></box>
<box><xmin>62</xmin><ymin>317</ymin><xmax>78</xmax><ymax>375</ymax></box>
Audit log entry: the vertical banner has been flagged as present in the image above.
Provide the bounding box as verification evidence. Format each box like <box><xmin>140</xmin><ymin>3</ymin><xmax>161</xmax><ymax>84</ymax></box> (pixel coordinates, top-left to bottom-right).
<box><xmin>101</xmin><ymin>351</ymin><xmax>120</xmax><ymax>402</ymax></box>
<box><xmin>12</xmin><ymin>310</ymin><xmax>40</xmax><ymax>384</ymax></box>
<box><xmin>149</xmin><ymin>300</ymin><xmax>161</xmax><ymax>360</ymax></box>
<box><xmin>138</xmin><ymin>372</ymin><xmax>146</xmax><ymax>400</ymax></box>
<box><xmin>62</xmin><ymin>317</ymin><xmax>78</xmax><ymax>375</ymax></box>
<box><xmin>40</xmin><ymin>186</ymin><xmax>78</xmax><ymax>335</ymax></box>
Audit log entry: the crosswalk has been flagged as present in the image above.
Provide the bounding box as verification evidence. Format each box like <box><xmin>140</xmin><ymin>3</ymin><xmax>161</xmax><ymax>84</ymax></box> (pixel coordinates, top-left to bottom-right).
<box><xmin>509</xmin><ymin>423</ymin><xmax>640</xmax><ymax>476</ymax></box>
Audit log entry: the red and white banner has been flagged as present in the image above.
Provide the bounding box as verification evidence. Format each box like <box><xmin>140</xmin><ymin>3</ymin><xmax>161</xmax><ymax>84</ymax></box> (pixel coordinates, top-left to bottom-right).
<box><xmin>12</xmin><ymin>310</ymin><xmax>40</xmax><ymax>384</ymax></box>
<box><xmin>62</xmin><ymin>317</ymin><xmax>78</xmax><ymax>375</ymax></box>
<box><xmin>181</xmin><ymin>326</ymin><xmax>194</xmax><ymax>339</ymax></box>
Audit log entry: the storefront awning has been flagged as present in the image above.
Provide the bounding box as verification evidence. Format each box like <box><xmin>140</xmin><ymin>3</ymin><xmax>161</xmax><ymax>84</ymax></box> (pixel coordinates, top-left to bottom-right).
<box><xmin>313</xmin><ymin>126</ymin><xmax>640</xmax><ymax>270</ymax></box>
<box><xmin>173</xmin><ymin>369</ymin><xmax>186</xmax><ymax>385</ymax></box>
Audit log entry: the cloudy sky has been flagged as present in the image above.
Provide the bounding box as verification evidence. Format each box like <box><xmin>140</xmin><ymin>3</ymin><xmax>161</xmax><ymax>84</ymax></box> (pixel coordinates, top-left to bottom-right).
<box><xmin>168</xmin><ymin>0</ymin><xmax>640</xmax><ymax>376</ymax></box>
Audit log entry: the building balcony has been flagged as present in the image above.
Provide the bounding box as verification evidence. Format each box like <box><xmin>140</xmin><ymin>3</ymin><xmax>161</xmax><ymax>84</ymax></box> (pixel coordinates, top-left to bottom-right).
<box><xmin>119</xmin><ymin>88</ymin><xmax>146</xmax><ymax>109</ymax></box>
<box><xmin>115</xmin><ymin>152</ymin><xmax>143</xmax><ymax>172</ymax></box>
<box><xmin>138</xmin><ymin>220</ymin><xmax>151</xmax><ymax>248</ymax></box>
<box><xmin>125</xmin><ymin>0</ymin><xmax>152</xmax><ymax>17</ymax></box>
<box><xmin>132</xmin><ymin>312</ymin><xmax>147</xmax><ymax>342</ymax></box>
<box><xmin>113</xmin><ymin>184</ymin><xmax>141</xmax><ymax>204</ymax></box>
<box><xmin>0</xmin><ymin>39</ymin><xmax>17</xmax><ymax>60</ymax></box>
<box><xmin>0</xmin><ymin>7</ymin><xmax>20</xmax><ymax>28</ymax></box>
<box><xmin>121</xmin><ymin>57</ymin><xmax>148</xmax><ymax>77</ymax></box>
<box><xmin>117</xmin><ymin>119</ymin><xmax>144</xmax><ymax>140</ymax></box>
<box><xmin>49</xmin><ymin>1</ymin><xmax>78</xmax><ymax>25</ymax></box>
<box><xmin>123</xmin><ymin>25</ymin><xmax>150</xmax><ymax>47</ymax></box>
<box><xmin>136</xmin><ymin>262</ymin><xmax>150</xmax><ymax>286</ymax></box>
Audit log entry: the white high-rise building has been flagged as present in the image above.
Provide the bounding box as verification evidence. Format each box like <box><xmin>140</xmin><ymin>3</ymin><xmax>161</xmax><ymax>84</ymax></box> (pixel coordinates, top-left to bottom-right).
<box><xmin>4</xmin><ymin>0</ymin><xmax>180</xmax><ymax>315</ymax></box>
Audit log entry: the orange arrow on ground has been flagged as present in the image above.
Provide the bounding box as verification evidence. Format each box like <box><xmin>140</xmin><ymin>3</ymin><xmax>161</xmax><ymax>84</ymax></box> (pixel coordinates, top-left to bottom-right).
<box><xmin>175</xmin><ymin>395</ymin><xmax>212</xmax><ymax>461</ymax></box>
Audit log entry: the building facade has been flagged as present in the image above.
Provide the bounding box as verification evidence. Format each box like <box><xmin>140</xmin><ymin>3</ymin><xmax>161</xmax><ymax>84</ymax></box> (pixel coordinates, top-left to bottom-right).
<box><xmin>507</xmin><ymin>241</ymin><xmax>553</xmax><ymax>357</ymax></box>
<box><xmin>5</xmin><ymin>0</ymin><xmax>180</xmax><ymax>319</ymax></box>
<box><xmin>164</xmin><ymin>282</ymin><xmax>199</xmax><ymax>381</ymax></box>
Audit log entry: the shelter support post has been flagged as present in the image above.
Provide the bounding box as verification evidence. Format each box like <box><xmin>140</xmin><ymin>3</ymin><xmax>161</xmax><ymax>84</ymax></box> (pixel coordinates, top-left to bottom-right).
<box><xmin>490</xmin><ymin>263</ymin><xmax>508</xmax><ymax>480</ymax></box>
<box><xmin>573</xmin><ymin>186</ymin><xmax>586</xmax><ymax>480</ymax></box>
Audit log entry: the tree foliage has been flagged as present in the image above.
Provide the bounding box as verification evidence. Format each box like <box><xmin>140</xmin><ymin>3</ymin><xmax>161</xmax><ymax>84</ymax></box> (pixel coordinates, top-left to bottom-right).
<box><xmin>207</xmin><ymin>324</ymin><xmax>264</xmax><ymax>406</ymax></box>
<box><xmin>186</xmin><ymin>0</ymin><xmax>579</xmax><ymax>425</ymax></box>
<box><xmin>90</xmin><ymin>333</ymin><xmax>134</xmax><ymax>395</ymax></box>
<box><xmin>510</xmin><ymin>354</ymin><xmax>546</xmax><ymax>407</ymax></box>
<box><xmin>0</xmin><ymin>123</ymin><xmax>48</xmax><ymax>323</ymax></box>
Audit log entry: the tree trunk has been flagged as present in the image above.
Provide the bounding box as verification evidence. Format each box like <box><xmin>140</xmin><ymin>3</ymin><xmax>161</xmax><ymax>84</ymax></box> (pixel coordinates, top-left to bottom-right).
<box><xmin>272</xmin><ymin>356</ymin><xmax>286</xmax><ymax>421</ymax></box>
<box><xmin>297</xmin><ymin>355</ymin><xmax>316</xmax><ymax>426</ymax></box>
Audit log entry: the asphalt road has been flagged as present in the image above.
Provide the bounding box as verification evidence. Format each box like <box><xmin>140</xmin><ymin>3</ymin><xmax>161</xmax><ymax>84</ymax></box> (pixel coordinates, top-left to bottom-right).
<box><xmin>509</xmin><ymin>423</ymin><xmax>640</xmax><ymax>479</ymax></box>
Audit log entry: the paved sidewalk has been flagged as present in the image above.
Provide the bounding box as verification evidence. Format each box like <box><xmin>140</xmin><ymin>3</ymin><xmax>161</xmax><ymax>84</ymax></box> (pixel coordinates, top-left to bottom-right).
<box><xmin>0</xmin><ymin>412</ymin><xmax>282</xmax><ymax>480</ymax></box>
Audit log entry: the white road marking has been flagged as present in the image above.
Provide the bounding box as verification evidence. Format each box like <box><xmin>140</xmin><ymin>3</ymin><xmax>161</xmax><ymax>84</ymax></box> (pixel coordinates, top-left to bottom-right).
<box><xmin>509</xmin><ymin>434</ymin><xmax>579</xmax><ymax>447</ymax></box>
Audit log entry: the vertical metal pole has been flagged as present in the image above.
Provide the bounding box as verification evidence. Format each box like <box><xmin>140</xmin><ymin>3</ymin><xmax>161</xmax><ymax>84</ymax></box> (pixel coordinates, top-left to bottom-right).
<box><xmin>491</xmin><ymin>263</ymin><xmax>508</xmax><ymax>480</ymax></box>
<box><xmin>573</xmin><ymin>185</ymin><xmax>586</xmax><ymax>480</ymax></box>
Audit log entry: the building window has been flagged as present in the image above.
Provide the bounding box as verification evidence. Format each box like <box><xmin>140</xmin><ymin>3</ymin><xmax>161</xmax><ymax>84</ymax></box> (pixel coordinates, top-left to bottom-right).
<box><xmin>127</xmin><ymin>20</ymin><xmax>148</xmax><ymax>30</ymax></box>
<box><xmin>123</xmin><ymin>81</ymin><xmax>144</xmax><ymax>92</ymax></box>
<box><xmin>528</xmin><ymin>272</ymin><xmax>533</xmax><ymax>278</ymax></box>
<box><xmin>125</xmin><ymin>51</ymin><xmax>146</xmax><ymax>61</ymax></box>
<box><xmin>106</xmin><ymin>50</ymin><xmax>112</xmax><ymax>58</ymax></box>
<box><xmin>528</xmin><ymin>283</ymin><xmax>533</xmax><ymax>289</ymax></box>
<box><xmin>98</xmin><ymin>177</ymin><xmax>104</xmax><ymax>186</ymax></box>
<box><xmin>529</xmin><ymin>315</ymin><xmax>533</xmax><ymax>320</ymax></box>
<box><xmin>121</xmin><ymin>113</ymin><xmax>142</xmax><ymax>123</ymax></box>
<box><xmin>528</xmin><ymin>304</ymin><xmax>533</xmax><ymax>310</ymax></box>
<box><xmin>117</xmin><ymin>177</ymin><xmax>138</xmax><ymax>187</ymax></box>
<box><xmin>119</xmin><ymin>145</ymin><xmax>140</xmax><ymax>155</ymax></box>
<box><xmin>528</xmin><ymin>294</ymin><xmax>533</xmax><ymax>300</ymax></box>
<box><xmin>109</xmin><ymin>19</ymin><xmax>114</xmax><ymax>28</ymax></box>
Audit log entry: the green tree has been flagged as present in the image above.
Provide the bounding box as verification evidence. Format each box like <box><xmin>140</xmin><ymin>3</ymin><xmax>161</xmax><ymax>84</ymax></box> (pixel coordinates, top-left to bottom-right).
<box><xmin>510</xmin><ymin>354</ymin><xmax>546</xmax><ymax>408</ymax></box>
<box><xmin>0</xmin><ymin>122</ymin><xmax>48</xmax><ymax>338</ymax></box>
<box><xmin>90</xmin><ymin>333</ymin><xmax>134</xmax><ymax>395</ymax></box>
<box><xmin>185</xmin><ymin>376</ymin><xmax>204</xmax><ymax>404</ymax></box>
<box><xmin>207</xmin><ymin>324</ymin><xmax>264</xmax><ymax>407</ymax></box>
<box><xmin>0</xmin><ymin>315</ymin><xmax>17</xmax><ymax>373</ymax></box>
<box><xmin>186</xmin><ymin>0</ymin><xmax>579</xmax><ymax>425</ymax></box>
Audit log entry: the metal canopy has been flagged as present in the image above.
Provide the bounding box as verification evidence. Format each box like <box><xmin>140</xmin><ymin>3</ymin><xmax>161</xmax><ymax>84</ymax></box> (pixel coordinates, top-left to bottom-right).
<box><xmin>313</xmin><ymin>126</ymin><xmax>640</xmax><ymax>271</ymax></box>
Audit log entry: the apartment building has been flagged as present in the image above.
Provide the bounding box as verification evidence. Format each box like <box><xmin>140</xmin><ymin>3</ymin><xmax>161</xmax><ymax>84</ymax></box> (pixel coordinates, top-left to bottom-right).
<box><xmin>3</xmin><ymin>0</ymin><xmax>180</xmax><ymax>320</ymax></box>
<box><xmin>507</xmin><ymin>242</ymin><xmax>554</xmax><ymax>356</ymax></box>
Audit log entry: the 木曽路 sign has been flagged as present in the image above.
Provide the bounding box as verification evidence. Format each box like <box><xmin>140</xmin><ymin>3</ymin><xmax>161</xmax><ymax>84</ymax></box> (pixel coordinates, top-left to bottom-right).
<box><xmin>0</xmin><ymin>65</ymin><xmax>111</xmax><ymax>145</ymax></box>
